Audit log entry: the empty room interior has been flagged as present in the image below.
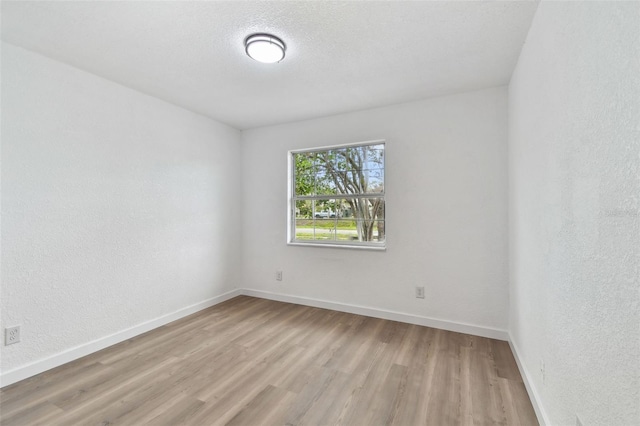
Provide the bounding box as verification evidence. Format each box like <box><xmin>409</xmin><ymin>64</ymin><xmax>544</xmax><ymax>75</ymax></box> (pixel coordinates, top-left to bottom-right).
<box><xmin>1</xmin><ymin>1</ymin><xmax>638</xmax><ymax>425</ymax></box>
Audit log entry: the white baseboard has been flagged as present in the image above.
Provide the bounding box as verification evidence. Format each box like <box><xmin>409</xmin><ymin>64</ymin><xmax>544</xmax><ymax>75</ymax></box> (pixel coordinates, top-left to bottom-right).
<box><xmin>1</xmin><ymin>288</ymin><xmax>509</xmax><ymax>388</ymax></box>
<box><xmin>240</xmin><ymin>288</ymin><xmax>509</xmax><ymax>341</ymax></box>
<box><xmin>508</xmin><ymin>338</ymin><xmax>550</xmax><ymax>426</ymax></box>
<box><xmin>0</xmin><ymin>289</ymin><xmax>242</xmax><ymax>388</ymax></box>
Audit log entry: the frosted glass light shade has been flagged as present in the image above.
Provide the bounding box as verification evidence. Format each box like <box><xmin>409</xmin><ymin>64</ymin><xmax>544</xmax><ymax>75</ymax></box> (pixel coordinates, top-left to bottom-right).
<box><xmin>245</xmin><ymin>34</ymin><xmax>286</xmax><ymax>63</ymax></box>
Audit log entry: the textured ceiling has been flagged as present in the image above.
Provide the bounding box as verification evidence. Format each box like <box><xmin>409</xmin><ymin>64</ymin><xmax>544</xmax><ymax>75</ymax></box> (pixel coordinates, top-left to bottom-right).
<box><xmin>1</xmin><ymin>1</ymin><xmax>538</xmax><ymax>130</ymax></box>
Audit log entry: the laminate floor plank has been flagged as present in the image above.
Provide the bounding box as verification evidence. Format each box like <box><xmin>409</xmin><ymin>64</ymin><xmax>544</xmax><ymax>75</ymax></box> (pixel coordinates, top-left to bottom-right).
<box><xmin>142</xmin><ymin>394</ymin><xmax>206</xmax><ymax>426</ymax></box>
<box><xmin>389</xmin><ymin>365</ymin><xmax>426</xmax><ymax>426</ymax></box>
<box><xmin>469</xmin><ymin>339</ymin><xmax>508</xmax><ymax>426</ymax></box>
<box><xmin>291</xmin><ymin>369</ymin><xmax>353</xmax><ymax>426</ymax></box>
<box><xmin>369</xmin><ymin>363</ymin><xmax>409</xmax><ymax>425</ymax></box>
<box><xmin>53</xmin><ymin>357</ymin><xmax>180</xmax><ymax>424</ymax></box>
<box><xmin>188</xmin><ymin>346</ymin><xmax>309</xmax><ymax>424</ymax></box>
<box><xmin>225</xmin><ymin>385</ymin><xmax>297</xmax><ymax>426</ymax></box>
<box><xmin>0</xmin><ymin>361</ymin><xmax>113</xmax><ymax>416</ymax></box>
<box><xmin>425</xmin><ymin>345</ymin><xmax>462</xmax><ymax>425</ymax></box>
<box><xmin>459</xmin><ymin>346</ymin><xmax>476</xmax><ymax>426</ymax></box>
<box><xmin>0</xmin><ymin>296</ymin><xmax>538</xmax><ymax>426</ymax></box>
<box><xmin>490</xmin><ymin>340</ymin><xmax>523</xmax><ymax>382</ymax></box>
<box><xmin>497</xmin><ymin>378</ymin><xmax>539</xmax><ymax>426</ymax></box>
<box><xmin>0</xmin><ymin>400</ymin><xmax>65</xmax><ymax>426</ymax></box>
<box><xmin>281</xmin><ymin>367</ymin><xmax>343</xmax><ymax>425</ymax></box>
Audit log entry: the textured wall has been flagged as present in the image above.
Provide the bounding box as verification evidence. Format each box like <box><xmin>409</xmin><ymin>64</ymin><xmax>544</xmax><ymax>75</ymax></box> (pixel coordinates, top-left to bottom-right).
<box><xmin>242</xmin><ymin>87</ymin><xmax>509</xmax><ymax>331</ymax></box>
<box><xmin>1</xmin><ymin>43</ymin><xmax>242</xmax><ymax>374</ymax></box>
<box><xmin>508</xmin><ymin>2</ymin><xmax>640</xmax><ymax>425</ymax></box>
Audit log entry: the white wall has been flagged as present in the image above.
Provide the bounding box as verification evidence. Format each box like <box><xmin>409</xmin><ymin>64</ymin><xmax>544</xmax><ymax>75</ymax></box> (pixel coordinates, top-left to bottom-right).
<box><xmin>1</xmin><ymin>43</ymin><xmax>242</xmax><ymax>380</ymax></box>
<box><xmin>508</xmin><ymin>2</ymin><xmax>639</xmax><ymax>425</ymax></box>
<box><xmin>241</xmin><ymin>87</ymin><xmax>509</xmax><ymax>335</ymax></box>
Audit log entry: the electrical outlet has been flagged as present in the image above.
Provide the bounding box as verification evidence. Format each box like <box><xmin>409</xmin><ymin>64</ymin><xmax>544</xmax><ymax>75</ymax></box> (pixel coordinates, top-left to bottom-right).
<box><xmin>415</xmin><ymin>286</ymin><xmax>425</xmax><ymax>299</ymax></box>
<box><xmin>5</xmin><ymin>326</ymin><xmax>20</xmax><ymax>345</ymax></box>
<box><xmin>276</xmin><ymin>270</ymin><xmax>283</xmax><ymax>281</ymax></box>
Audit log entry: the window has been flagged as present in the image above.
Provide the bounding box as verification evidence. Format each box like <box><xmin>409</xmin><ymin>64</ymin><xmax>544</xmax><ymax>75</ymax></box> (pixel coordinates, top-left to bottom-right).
<box><xmin>288</xmin><ymin>140</ymin><xmax>385</xmax><ymax>249</ymax></box>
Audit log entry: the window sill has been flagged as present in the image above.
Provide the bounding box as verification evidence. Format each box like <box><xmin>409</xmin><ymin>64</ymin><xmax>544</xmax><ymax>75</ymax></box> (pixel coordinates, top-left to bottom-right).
<box><xmin>287</xmin><ymin>241</ymin><xmax>386</xmax><ymax>251</ymax></box>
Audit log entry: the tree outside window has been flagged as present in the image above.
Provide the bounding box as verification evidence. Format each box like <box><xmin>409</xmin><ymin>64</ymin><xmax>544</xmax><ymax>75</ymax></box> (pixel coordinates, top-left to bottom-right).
<box><xmin>290</xmin><ymin>141</ymin><xmax>385</xmax><ymax>248</ymax></box>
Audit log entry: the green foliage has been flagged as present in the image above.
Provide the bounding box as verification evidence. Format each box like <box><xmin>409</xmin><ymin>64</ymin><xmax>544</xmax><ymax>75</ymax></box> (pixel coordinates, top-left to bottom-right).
<box><xmin>293</xmin><ymin>144</ymin><xmax>385</xmax><ymax>242</ymax></box>
<box><xmin>294</xmin><ymin>153</ymin><xmax>314</xmax><ymax>196</ymax></box>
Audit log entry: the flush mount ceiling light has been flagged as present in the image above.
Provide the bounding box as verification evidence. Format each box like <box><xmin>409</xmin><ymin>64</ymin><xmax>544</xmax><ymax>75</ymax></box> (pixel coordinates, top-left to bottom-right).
<box><xmin>245</xmin><ymin>33</ymin><xmax>286</xmax><ymax>64</ymax></box>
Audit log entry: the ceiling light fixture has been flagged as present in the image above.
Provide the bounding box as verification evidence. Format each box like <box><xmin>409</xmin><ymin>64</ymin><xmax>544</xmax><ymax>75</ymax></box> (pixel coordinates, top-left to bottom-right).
<box><xmin>245</xmin><ymin>33</ymin><xmax>286</xmax><ymax>64</ymax></box>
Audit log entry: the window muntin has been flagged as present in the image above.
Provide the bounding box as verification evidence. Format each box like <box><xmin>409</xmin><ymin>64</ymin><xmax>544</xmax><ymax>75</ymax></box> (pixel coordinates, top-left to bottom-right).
<box><xmin>289</xmin><ymin>141</ymin><xmax>385</xmax><ymax>248</ymax></box>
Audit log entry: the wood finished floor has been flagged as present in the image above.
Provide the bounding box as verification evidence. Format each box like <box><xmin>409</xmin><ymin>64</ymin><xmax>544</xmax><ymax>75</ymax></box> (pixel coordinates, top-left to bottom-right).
<box><xmin>0</xmin><ymin>296</ymin><xmax>538</xmax><ymax>426</ymax></box>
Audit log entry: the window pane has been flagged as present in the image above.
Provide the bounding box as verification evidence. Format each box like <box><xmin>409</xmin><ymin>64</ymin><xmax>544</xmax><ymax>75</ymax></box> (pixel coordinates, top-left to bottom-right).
<box><xmin>366</xmin><ymin>147</ymin><xmax>384</xmax><ymax>170</ymax></box>
<box><xmin>350</xmin><ymin>197</ymin><xmax>385</xmax><ymax>221</ymax></box>
<box><xmin>336</xmin><ymin>219</ymin><xmax>358</xmax><ymax>241</ymax></box>
<box><xmin>294</xmin><ymin>152</ymin><xmax>315</xmax><ymax>196</ymax></box>
<box><xmin>315</xmin><ymin>168</ymin><xmax>337</xmax><ymax>195</ymax></box>
<box><xmin>312</xmin><ymin>219</ymin><xmax>336</xmax><ymax>241</ymax></box>
<box><xmin>313</xmin><ymin>199</ymin><xmax>337</xmax><ymax>218</ymax></box>
<box><xmin>335</xmin><ymin>199</ymin><xmax>352</xmax><ymax>218</ymax></box>
<box><xmin>330</xmin><ymin>170</ymin><xmax>351</xmax><ymax>195</ymax></box>
<box><xmin>376</xmin><ymin>221</ymin><xmax>386</xmax><ymax>242</ymax></box>
<box><xmin>374</xmin><ymin>199</ymin><xmax>385</xmax><ymax>221</ymax></box>
<box><xmin>338</xmin><ymin>171</ymin><xmax>361</xmax><ymax>194</ymax></box>
<box><xmin>332</xmin><ymin>148</ymin><xmax>349</xmax><ymax>171</ymax></box>
<box><xmin>295</xmin><ymin>200</ymin><xmax>313</xmax><ymax>219</ymax></box>
<box><xmin>353</xmin><ymin>219</ymin><xmax>386</xmax><ymax>242</ymax></box>
<box><xmin>363</xmin><ymin>169</ymin><xmax>384</xmax><ymax>193</ymax></box>
<box><xmin>350</xmin><ymin>146</ymin><xmax>366</xmax><ymax>170</ymax></box>
<box><xmin>295</xmin><ymin>219</ymin><xmax>314</xmax><ymax>240</ymax></box>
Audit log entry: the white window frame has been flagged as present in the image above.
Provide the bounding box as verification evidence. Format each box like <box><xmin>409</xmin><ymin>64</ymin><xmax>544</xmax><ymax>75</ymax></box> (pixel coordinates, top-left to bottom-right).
<box><xmin>287</xmin><ymin>140</ymin><xmax>386</xmax><ymax>250</ymax></box>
